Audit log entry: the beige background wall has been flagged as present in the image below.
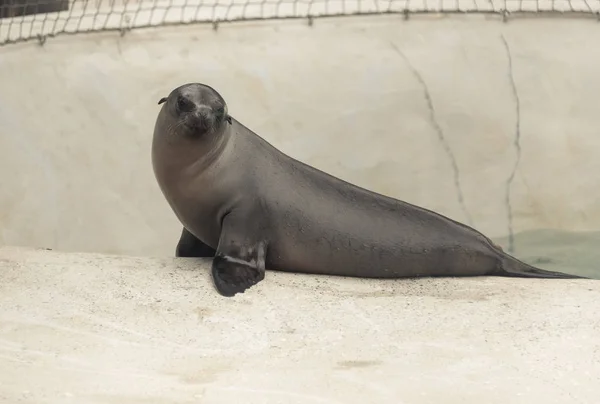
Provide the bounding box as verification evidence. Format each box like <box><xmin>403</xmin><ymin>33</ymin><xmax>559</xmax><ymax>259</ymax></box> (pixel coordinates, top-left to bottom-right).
<box><xmin>1</xmin><ymin>15</ymin><xmax>599</xmax><ymax>257</ymax></box>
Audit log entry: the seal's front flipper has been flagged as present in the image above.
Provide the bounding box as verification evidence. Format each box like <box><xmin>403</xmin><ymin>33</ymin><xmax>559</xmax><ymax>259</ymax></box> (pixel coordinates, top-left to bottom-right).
<box><xmin>176</xmin><ymin>227</ymin><xmax>216</xmax><ymax>258</ymax></box>
<box><xmin>211</xmin><ymin>214</ymin><xmax>267</xmax><ymax>297</ymax></box>
<box><xmin>212</xmin><ymin>250</ymin><xmax>266</xmax><ymax>297</ymax></box>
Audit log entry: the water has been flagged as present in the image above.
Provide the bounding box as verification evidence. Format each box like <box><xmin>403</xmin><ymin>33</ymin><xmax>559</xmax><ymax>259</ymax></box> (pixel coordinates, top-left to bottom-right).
<box><xmin>493</xmin><ymin>229</ymin><xmax>600</xmax><ymax>279</ymax></box>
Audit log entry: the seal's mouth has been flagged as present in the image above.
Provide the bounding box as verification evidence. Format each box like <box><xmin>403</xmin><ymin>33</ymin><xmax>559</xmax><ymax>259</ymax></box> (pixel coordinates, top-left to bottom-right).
<box><xmin>182</xmin><ymin>113</ymin><xmax>213</xmax><ymax>135</ymax></box>
<box><xmin>181</xmin><ymin>105</ymin><xmax>229</xmax><ymax>136</ymax></box>
<box><xmin>177</xmin><ymin>104</ymin><xmax>215</xmax><ymax>135</ymax></box>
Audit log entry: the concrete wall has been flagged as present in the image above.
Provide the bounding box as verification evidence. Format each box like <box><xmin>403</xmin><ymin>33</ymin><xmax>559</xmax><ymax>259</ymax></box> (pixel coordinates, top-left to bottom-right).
<box><xmin>1</xmin><ymin>15</ymin><xmax>599</xmax><ymax>257</ymax></box>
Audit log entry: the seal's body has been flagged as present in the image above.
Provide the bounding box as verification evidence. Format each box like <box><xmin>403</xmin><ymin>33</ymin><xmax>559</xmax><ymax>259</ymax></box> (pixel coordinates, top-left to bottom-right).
<box><xmin>152</xmin><ymin>83</ymin><xmax>584</xmax><ymax>297</ymax></box>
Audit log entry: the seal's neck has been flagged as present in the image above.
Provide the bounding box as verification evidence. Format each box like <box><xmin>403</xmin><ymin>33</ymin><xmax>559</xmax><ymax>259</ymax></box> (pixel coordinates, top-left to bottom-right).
<box><xmin>152</xmin><ymin>121</ymin><xmax>233</xmax><ymax>189</ymax></box>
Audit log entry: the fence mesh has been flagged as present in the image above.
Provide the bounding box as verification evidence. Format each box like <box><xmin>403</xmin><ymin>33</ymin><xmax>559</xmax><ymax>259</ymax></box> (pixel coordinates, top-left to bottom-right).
<box><xmin>1</xmin><ymin>0</ymin><xmax>599</xmax><ymax>46</ymax></box>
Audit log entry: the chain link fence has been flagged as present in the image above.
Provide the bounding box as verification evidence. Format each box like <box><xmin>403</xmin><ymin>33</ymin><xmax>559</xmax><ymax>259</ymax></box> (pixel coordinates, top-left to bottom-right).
<box><xmin>1</xmin><ymin>0</ymin><xmax>599</xmax><ymax>46</ymax></box>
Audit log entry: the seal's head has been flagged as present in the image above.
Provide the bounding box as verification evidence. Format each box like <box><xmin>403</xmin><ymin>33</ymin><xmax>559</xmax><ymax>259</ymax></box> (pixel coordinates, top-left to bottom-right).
<box><xmin>155</xmin><ymin>83</ymin><xmax>232</xmax><ymax>141</ymax></box>
<box><xmin>152</xmin><ymin>83</ymin><xmax>234</xmax><ymax>180</ymax></box>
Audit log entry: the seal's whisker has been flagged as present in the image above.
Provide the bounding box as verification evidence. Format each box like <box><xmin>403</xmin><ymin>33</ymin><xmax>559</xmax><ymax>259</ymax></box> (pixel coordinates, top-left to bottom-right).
<box><xmin>167</xmin><ymin>120</ymin><xmax>185</xmax><ymax>137</ymax></box>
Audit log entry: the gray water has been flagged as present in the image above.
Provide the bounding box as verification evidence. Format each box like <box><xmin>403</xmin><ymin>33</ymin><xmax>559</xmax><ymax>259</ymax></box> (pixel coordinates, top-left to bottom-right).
<box><xmin>493</xmin><ymin>229</ymin><xmax>600</xmax><ymax>279</ymax></box>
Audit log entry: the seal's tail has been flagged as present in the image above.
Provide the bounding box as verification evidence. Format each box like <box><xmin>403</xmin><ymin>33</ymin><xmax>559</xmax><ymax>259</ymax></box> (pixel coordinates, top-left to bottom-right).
<box><xmin>498</xmin><ymin>253</ymin><xmax>587</xmax><ymax>279</ymax></box>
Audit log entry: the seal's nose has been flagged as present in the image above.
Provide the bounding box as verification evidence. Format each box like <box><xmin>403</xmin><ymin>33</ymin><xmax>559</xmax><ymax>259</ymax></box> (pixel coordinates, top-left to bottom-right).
<box><xmin>186</xmin><ymin>105</ymin><xmax>215</xmax><ymax>133</ymax></box>
<box><xmin>191</xmin><ymin>104</ymin><xmax>214</xmax><ymax>122</ymax></box>
<box><xmin>176</xmin><ymin>95</ymin><xmax>196</xmax><ymax>113</ymax></box>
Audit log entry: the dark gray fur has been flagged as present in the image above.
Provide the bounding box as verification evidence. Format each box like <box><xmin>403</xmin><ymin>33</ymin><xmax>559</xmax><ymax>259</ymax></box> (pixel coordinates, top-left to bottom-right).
<box><xmin>152</xmin><ymin>83</ymin><xmax>586</xmax><ymax>297</ymax></box>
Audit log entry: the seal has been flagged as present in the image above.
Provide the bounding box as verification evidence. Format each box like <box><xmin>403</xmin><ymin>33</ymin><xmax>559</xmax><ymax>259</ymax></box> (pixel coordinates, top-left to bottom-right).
<box><xmin>152</xmin><ymin>83</ymin><xmax>586</xmax><ymax>297</ymax></box>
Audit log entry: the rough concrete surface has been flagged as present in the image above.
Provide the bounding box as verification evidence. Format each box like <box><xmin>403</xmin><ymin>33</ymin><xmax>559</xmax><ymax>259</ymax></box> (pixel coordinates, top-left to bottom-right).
<box><xmin>1</xmin><ymin>15</ymin><xmax>600</xmax><ymax>258</ymax></box>
<box><xmin>0</xmin><ymin>246</ymin><xmax>599</xmax><ymax>404</ymax></box>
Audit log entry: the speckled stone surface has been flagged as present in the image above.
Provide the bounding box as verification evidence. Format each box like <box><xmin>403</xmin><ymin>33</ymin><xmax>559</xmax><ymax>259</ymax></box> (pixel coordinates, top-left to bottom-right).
<box><xmin>1</xmin><ymin>246</ymin><xmax>599</xmax><ymax>403</ymax></box>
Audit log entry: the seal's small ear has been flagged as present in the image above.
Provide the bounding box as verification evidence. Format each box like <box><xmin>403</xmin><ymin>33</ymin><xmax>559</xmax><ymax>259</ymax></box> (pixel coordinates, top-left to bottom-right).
<box><xmin>225</xmin><ymin>115</ymin><xmax>232</xmax><ymax>124</ymax></box>
<box><xmin>158</xmin><ymin>97</ymin><xmax>168</xmax><ymax>105</ymax></box>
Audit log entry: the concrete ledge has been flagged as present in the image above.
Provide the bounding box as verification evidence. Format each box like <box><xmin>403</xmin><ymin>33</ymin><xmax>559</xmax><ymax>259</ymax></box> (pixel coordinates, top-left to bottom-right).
<box><xmin>1</xmin><ymin>246</ymin><xmax>599</xmax><ymax>403</ymax></box>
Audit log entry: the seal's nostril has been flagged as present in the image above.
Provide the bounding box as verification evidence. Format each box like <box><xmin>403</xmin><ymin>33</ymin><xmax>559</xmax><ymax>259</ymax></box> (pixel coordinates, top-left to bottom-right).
<box><xmin>176</xmin><ymin>95</ymin><xmax>195</xmax><ymax>113</ymax></box>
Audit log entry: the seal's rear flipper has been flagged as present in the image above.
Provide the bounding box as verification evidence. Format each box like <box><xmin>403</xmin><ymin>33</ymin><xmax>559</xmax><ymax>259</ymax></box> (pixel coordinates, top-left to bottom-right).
<box><xmin>498</xmin><ymin>254</ymin><xmax>588</xmax><ymax>279</ymax></box>
<box><xmin>502</xmin><ymin>267</ymin><xmax>587</xmax><ymax>279</ymax></box>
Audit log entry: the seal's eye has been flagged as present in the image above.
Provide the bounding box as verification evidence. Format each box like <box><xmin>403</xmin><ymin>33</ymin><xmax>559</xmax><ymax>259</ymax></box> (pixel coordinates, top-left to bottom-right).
<box><xmin>176</xmin><ymin>96</ymin><xmax>195</xmax><ymax>113</ymax></box>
